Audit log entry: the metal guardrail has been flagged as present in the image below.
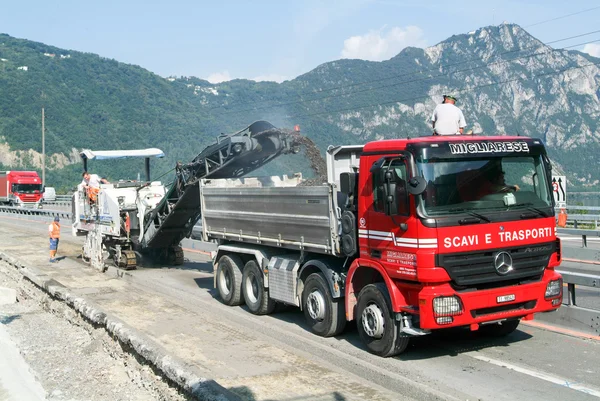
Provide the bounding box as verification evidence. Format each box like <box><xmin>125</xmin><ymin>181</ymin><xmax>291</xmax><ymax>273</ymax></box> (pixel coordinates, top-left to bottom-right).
<box><xmin>557</xmin><ymin>227</ymin><xmax>600</xmax><ymax>248</ymax></box>
<box><xmin>566</xmin><ymin>205</ymin><xmax>600</xmax><ymax>212</ymax></box>
<box><xmin>555</xmin><ymin>270</ymin><xmax>600</xmax><ymax>336</ymax></box>
<box><xmin>0</xmin><ymin>205</ymin><xmax>72</xmax><ymax>220</ymax></box>
<box><xmin>55</xmin><ymin>195</ymin><xmax>72</xmax><ymax>202</ymax></box>
<box><xmin>42</xmin><ymin>201</ymin><xmax>72</xmax><ymax>207</ymax></box>
<box><xmin>563</xmin><ymin>214</ymin><xmax>600</xmax><ymax>229</ymax></box>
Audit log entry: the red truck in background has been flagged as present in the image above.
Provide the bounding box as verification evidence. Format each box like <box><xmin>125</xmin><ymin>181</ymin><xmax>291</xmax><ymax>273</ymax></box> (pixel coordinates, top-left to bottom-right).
<box><xmin>202</xmin><ymin>135</ymin><xmax>563</xmax><ymax>357</ymax></box>
<box><xmin>0</xmin><ymin>171</ymin><xmax>44</xmax><ymax>208</ymax></box>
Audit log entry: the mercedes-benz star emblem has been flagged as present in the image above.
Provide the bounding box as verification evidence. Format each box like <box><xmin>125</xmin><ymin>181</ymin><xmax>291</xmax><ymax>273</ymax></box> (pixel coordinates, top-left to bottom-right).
<box><xmin>494</xmin><ymin>251</ymin><xmax>513</xmax><ymax>275</ymax></box>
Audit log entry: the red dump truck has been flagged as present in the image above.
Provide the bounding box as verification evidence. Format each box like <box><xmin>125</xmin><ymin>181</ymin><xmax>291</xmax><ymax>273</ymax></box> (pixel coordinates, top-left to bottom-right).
<box><xmin>0</xmin><ymin>171</ymin><xmax>44</xmax><ymax>208</ymax></box>
<box><xmin>201</xmin><ymin>135</ymin><xmax>563</xmax><ymax>356</ymax></box>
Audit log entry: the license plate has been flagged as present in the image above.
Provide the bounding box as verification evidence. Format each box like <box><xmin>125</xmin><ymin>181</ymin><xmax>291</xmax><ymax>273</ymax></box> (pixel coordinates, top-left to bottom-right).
<box><xmin>497</xmin><ymin>294</ymin><xmax>516</xmax><ymax>303</ymax></box>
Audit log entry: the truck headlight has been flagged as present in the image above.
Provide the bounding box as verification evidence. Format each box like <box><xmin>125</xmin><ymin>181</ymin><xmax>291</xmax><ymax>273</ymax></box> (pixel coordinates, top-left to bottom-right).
<box><xmin>545</xmin><ymin>279</ymin><xmax>562</xmax><ymax>299</ymax></box>
<box><xmin>433</xmin><ymin>296</ymin><xmax>463</xmax><ymax>317</ymax></box>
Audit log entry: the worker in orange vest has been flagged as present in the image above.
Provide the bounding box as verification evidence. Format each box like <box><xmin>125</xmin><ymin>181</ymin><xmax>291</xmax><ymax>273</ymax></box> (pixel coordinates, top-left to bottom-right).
<box><xmin>81</xmin><ymin>171</ymin><xmax>109</xmax><ymax>204</ymax></box>
<box><xmin>48</xmin><ymin>216</ymin><xmax>60</xmax><ymax>263</ymax></box>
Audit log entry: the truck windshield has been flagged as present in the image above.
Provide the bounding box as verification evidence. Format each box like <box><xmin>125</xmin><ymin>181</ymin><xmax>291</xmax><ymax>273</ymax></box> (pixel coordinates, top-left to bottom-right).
<box><xmin>416</xmin><ymin>155</ymin><xmax>552</xmax><ymax>216</ymax></box>
<box><xmin>12</xmin><ymin>184</ymin><xmax>42</xmax><ymax>193</ymax></box>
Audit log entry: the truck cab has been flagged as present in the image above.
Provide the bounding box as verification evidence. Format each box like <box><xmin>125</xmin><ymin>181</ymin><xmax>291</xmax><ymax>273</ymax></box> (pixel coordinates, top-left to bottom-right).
<box><xmin>0</xmin><ymin>171</ymin><xmax>44</xmax><ymax>208</ymax></box>
<box><xmin>343</xmin><ymin>136</ymin><xmax>561</xmax><ymax>353</ymax></box>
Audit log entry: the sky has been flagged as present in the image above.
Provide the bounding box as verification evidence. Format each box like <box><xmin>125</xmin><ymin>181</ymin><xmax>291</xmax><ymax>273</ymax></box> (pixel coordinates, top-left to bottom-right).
<box><xmin>1</xmin><ymin>0</ymin><xmax>599</xmax><ymax>83</ymax></box>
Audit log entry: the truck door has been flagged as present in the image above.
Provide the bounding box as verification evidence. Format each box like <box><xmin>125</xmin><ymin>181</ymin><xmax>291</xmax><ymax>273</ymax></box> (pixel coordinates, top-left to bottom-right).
<box><xmin>365</xmin><ymin>157</ymin><xmax>419</xmax><ymax>279</ymax></box>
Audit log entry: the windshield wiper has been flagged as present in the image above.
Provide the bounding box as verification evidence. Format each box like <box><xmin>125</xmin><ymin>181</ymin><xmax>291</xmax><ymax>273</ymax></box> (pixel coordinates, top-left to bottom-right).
<box><xmin>447</xmin><ymin>208</ymin><xmax>492</xmax><ymax>223</ymax></box>
<box><xmin>509</xmin><ymin>203</ymin><xmax>549</xmax><ymax>218</ymax></box>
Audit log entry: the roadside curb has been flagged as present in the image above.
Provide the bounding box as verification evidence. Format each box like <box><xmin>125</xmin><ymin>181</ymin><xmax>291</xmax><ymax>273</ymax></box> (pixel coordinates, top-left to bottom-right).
<box><xmin>0</xmin><ymin>251</ymin><xmax>241</xmax><ymax>401</ymax></box>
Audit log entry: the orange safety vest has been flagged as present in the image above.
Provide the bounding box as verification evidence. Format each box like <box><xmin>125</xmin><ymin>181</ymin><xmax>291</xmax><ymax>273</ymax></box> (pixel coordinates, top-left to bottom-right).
<box><xmin>88</xmin><ymin>187</ymin><xmax>100</xmax><ymax>202</ymax></box>
<box><xmin>50</xmin><ymin>222</ymin><xmax>60</xmax><ymax>239</ymax></box>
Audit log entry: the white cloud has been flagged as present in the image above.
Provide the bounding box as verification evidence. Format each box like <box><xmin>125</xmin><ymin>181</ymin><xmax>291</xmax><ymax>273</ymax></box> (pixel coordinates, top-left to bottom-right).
<box><xmin>251</xmin><ymin>74</ymin><xmax>289</xmax><ymax>83</ymax></box>
<box><xmin>206</xmin><ymin>71</ymin><xmax>232</xmax><ymax>83</ymax></box>
<box><xmin>341</xmin><ymin>25</ymin><xmax>426</xmax><ymax>61</ymax></box>
<box><xmin>582</xmin><ymin>43</ymin><xmax>600</xmax><ymax>58</ymax></box>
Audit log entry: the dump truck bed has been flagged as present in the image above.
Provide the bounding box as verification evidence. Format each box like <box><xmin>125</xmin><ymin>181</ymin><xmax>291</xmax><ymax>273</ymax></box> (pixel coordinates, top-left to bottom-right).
<box><xmin>200</xmin><ymin>176</ymin><xmax>341</xmax><ymax>255</ymax></box>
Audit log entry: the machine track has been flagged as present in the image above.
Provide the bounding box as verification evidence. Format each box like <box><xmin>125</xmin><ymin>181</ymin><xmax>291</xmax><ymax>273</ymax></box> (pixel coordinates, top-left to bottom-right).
<box><xmin>117</xmin><ymin>250</ymin><xmax>137</xmax><ymax>270</ymax></box>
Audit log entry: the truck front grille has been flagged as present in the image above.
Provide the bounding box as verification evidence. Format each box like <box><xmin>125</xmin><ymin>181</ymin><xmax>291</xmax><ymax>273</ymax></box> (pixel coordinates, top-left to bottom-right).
<box><xmin>437</xmin><ymin>242</ymin><xmax>555</xmax><ymax>287</ymax></box>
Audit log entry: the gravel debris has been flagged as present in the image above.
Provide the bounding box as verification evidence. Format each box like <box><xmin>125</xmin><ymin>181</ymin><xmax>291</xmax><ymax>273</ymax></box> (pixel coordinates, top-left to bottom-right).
<box><xmin>290</xmin><ymin>132</ymin><xmax>328</xmax><ymax>186</ymax></box>
<box><xmin>0</xmin><ymin>261</ymin><xmax>189</xmax><ymax>401</ymax></box>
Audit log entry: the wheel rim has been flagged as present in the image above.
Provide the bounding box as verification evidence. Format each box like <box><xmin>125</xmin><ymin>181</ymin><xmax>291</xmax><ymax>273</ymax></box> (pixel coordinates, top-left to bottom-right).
<box><xmin>219</xmin><ymin>268</ymin><xmax>232</xmax><ymax>296</ymax></box>
<box><xmin>306</xmin><ymin>289</ymin><xmax>326</xmax><ymax>321</ymax></box>
<box><xmin>245</xmin><ymin>273</ymin><xmax>259</xmax><ymax>304</ymax></box>
<box><xmin>361</xmin><ymin>303</ymin><xmax>385</xmax><ymax>339</ymax></box>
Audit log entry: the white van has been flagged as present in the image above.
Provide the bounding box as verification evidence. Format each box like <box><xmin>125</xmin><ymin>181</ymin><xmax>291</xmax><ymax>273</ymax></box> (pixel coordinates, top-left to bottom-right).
<box><xmin>43</xmin><ymin>187</ymin><xmax>56</xmax><ymax>203</ymax></box>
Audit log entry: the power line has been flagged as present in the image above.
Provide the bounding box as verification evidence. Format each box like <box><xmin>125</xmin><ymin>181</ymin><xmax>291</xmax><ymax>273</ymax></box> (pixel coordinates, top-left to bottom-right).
<box><xmin>211</xmin><ymin>29</ymin><xmax>600</xmax><ymax>116</ymax></box>
<box><xmin>285</xmin><ymin>61</ymin><xmax>600</xmax><ymax>120</ymax></box>
<box><xmin>212</xmin><ymin>37</ymin><xmax>600</xmax><ymax>118</ymax></box>
<box><xmin>525</xmin><ymin>6</ymin><xmax>600</xmax><ymax>28</ymax></box>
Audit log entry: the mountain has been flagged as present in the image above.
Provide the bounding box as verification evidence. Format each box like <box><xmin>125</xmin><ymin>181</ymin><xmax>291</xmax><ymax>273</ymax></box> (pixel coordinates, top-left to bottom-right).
<box><xmin>0</xmin><ymin>24</ymin><xmax>599</xmax><ymax>191</ymax></box>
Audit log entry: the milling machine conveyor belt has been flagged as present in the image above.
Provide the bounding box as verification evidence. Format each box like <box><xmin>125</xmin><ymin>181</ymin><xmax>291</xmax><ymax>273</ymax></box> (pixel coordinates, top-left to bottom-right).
<box><xmin>141</xmin><ymin>121</ymin><xmax>298</xmax><ymax>250</ymax></box>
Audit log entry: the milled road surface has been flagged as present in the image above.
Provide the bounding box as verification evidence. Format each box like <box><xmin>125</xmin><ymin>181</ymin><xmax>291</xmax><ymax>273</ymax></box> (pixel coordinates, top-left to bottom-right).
<box><xmin>0</xmin><ymin>214</ymin><xmax>599</xmax><ymax>401</ymax></box>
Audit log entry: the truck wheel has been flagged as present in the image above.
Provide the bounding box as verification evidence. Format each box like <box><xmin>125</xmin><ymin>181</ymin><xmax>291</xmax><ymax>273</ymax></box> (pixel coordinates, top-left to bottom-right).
<box><xmin>216</xmin><ymin>255</ymin><xmax>244</xmax><ymax>306</ymax></box>
<box><xmin>242</xmin><ymin>260</ymin><xmax>275</xmax><ymax>315</ymax></box>
<box><xmin>356</xmin><ymin>283</ymin><xmax>409</xmax><ymax>357</ymax></box>
<box><xmin>479</xmin><ymin>319</ymin><xmax>520</xmax><ymax>337</ymax></box>
<box><xmin>302</xmin><ymin>273</ymin><xmax>346</xmax><ymax>337</ymax></box>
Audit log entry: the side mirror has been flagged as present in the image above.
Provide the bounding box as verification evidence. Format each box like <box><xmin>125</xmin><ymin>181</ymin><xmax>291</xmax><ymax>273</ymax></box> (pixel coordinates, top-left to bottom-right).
<box><xmin>407</xmin><ymin>176</ymin><xmax>427</xmax><ymax>195</ymax></box>
<box><xmin>370</xmin><ymin>157</ymin><xmax>386</xmax><ymax>174</ymax></box>
<box><xmin>340</xmin><ymin>172</ymin><xmax>356</xmax><ymax>195</ymax></box>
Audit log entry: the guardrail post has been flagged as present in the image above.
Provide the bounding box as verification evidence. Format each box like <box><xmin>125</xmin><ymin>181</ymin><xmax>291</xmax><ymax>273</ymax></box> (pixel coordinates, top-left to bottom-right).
<box><xmin>574</xmin><ymin>220</ymin><xmax>578</xmax><ymax>229</ymax></box>
<box><xmin>582</xmin><ymin>234</ymin><xmax>588</xmax><ymax>248</ymax></box>
<box><xmin>567</xmin><ymin>283</ymin><xmax>576</xmax><ymax>306</ymax></box>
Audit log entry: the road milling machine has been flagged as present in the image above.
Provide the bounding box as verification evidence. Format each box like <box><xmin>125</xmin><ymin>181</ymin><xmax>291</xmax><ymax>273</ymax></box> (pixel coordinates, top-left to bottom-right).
<box><xmin>72</xmin><ymin>121</ymin><xmax>299</xmax><ymax>271</ymax></box>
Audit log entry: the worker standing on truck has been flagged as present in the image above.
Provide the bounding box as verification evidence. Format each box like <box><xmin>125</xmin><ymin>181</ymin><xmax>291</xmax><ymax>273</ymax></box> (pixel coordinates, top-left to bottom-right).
<box><xmin>80</xmin><ymin>171</ymin><xmax>109</xmax><ymax>203</ymax></box>
<box><xmin>48</xmin><ymin>216</ymin><xmax>60</xmax><ymax>263</ymax></box>
<box><xmin>431</xmin><ymin>94</ymin><xmax>466</xmax><ymax>135</ymax></box>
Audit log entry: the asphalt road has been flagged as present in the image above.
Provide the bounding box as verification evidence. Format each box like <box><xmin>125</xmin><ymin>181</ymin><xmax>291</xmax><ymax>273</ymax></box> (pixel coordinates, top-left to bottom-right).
<box><xmin>1</xmin><ymin>214</ymin><xmax>599</xmax><ymax>401</ymax></box>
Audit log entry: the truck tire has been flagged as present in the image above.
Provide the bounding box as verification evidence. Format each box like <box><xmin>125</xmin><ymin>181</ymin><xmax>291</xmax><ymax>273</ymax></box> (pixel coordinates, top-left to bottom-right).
<box><xmin>242</xmin><ymin>260</ymin><xmax>275</xmax><ymax>315</ymax></box>
<box><xmin>356</xmin><ymin>283</ymin><xmax>409</xmax><ymax>357</ymax></box>
<box><xmin>216</xmin><ymin>255</ymin><xmax>244</xmax><ymax>306</ymax></box>
<box><xmin>479</xmin><ymin>319</ymin><xmax>520</xmax><ymax>337</ymax></box>
<box><xmin>302</xmin><ymin>273</ymin><xmax>346</xmax><ymax>337</ymax></box>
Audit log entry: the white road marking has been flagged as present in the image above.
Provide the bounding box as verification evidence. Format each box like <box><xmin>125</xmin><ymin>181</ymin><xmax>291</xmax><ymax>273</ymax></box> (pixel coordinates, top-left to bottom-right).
<box><xmin>465</xmin><ymin>352</ymin><xmax>600</xmax><ymax>398</ymax></box>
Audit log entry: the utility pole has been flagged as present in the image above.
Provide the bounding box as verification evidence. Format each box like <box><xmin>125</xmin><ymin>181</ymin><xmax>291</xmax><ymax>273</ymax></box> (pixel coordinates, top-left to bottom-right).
<box><xmin>42</xmin><ymin>107</ymin><xmax>45</xmax><ymax>186</ymax></box>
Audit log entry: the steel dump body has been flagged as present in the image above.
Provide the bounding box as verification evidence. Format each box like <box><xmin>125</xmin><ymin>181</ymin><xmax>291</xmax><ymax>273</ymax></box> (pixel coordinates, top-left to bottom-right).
<box><xmin>201</xmin><ymin>177</ymin><xmax>341</xmax><ymax>255</ymax></box>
